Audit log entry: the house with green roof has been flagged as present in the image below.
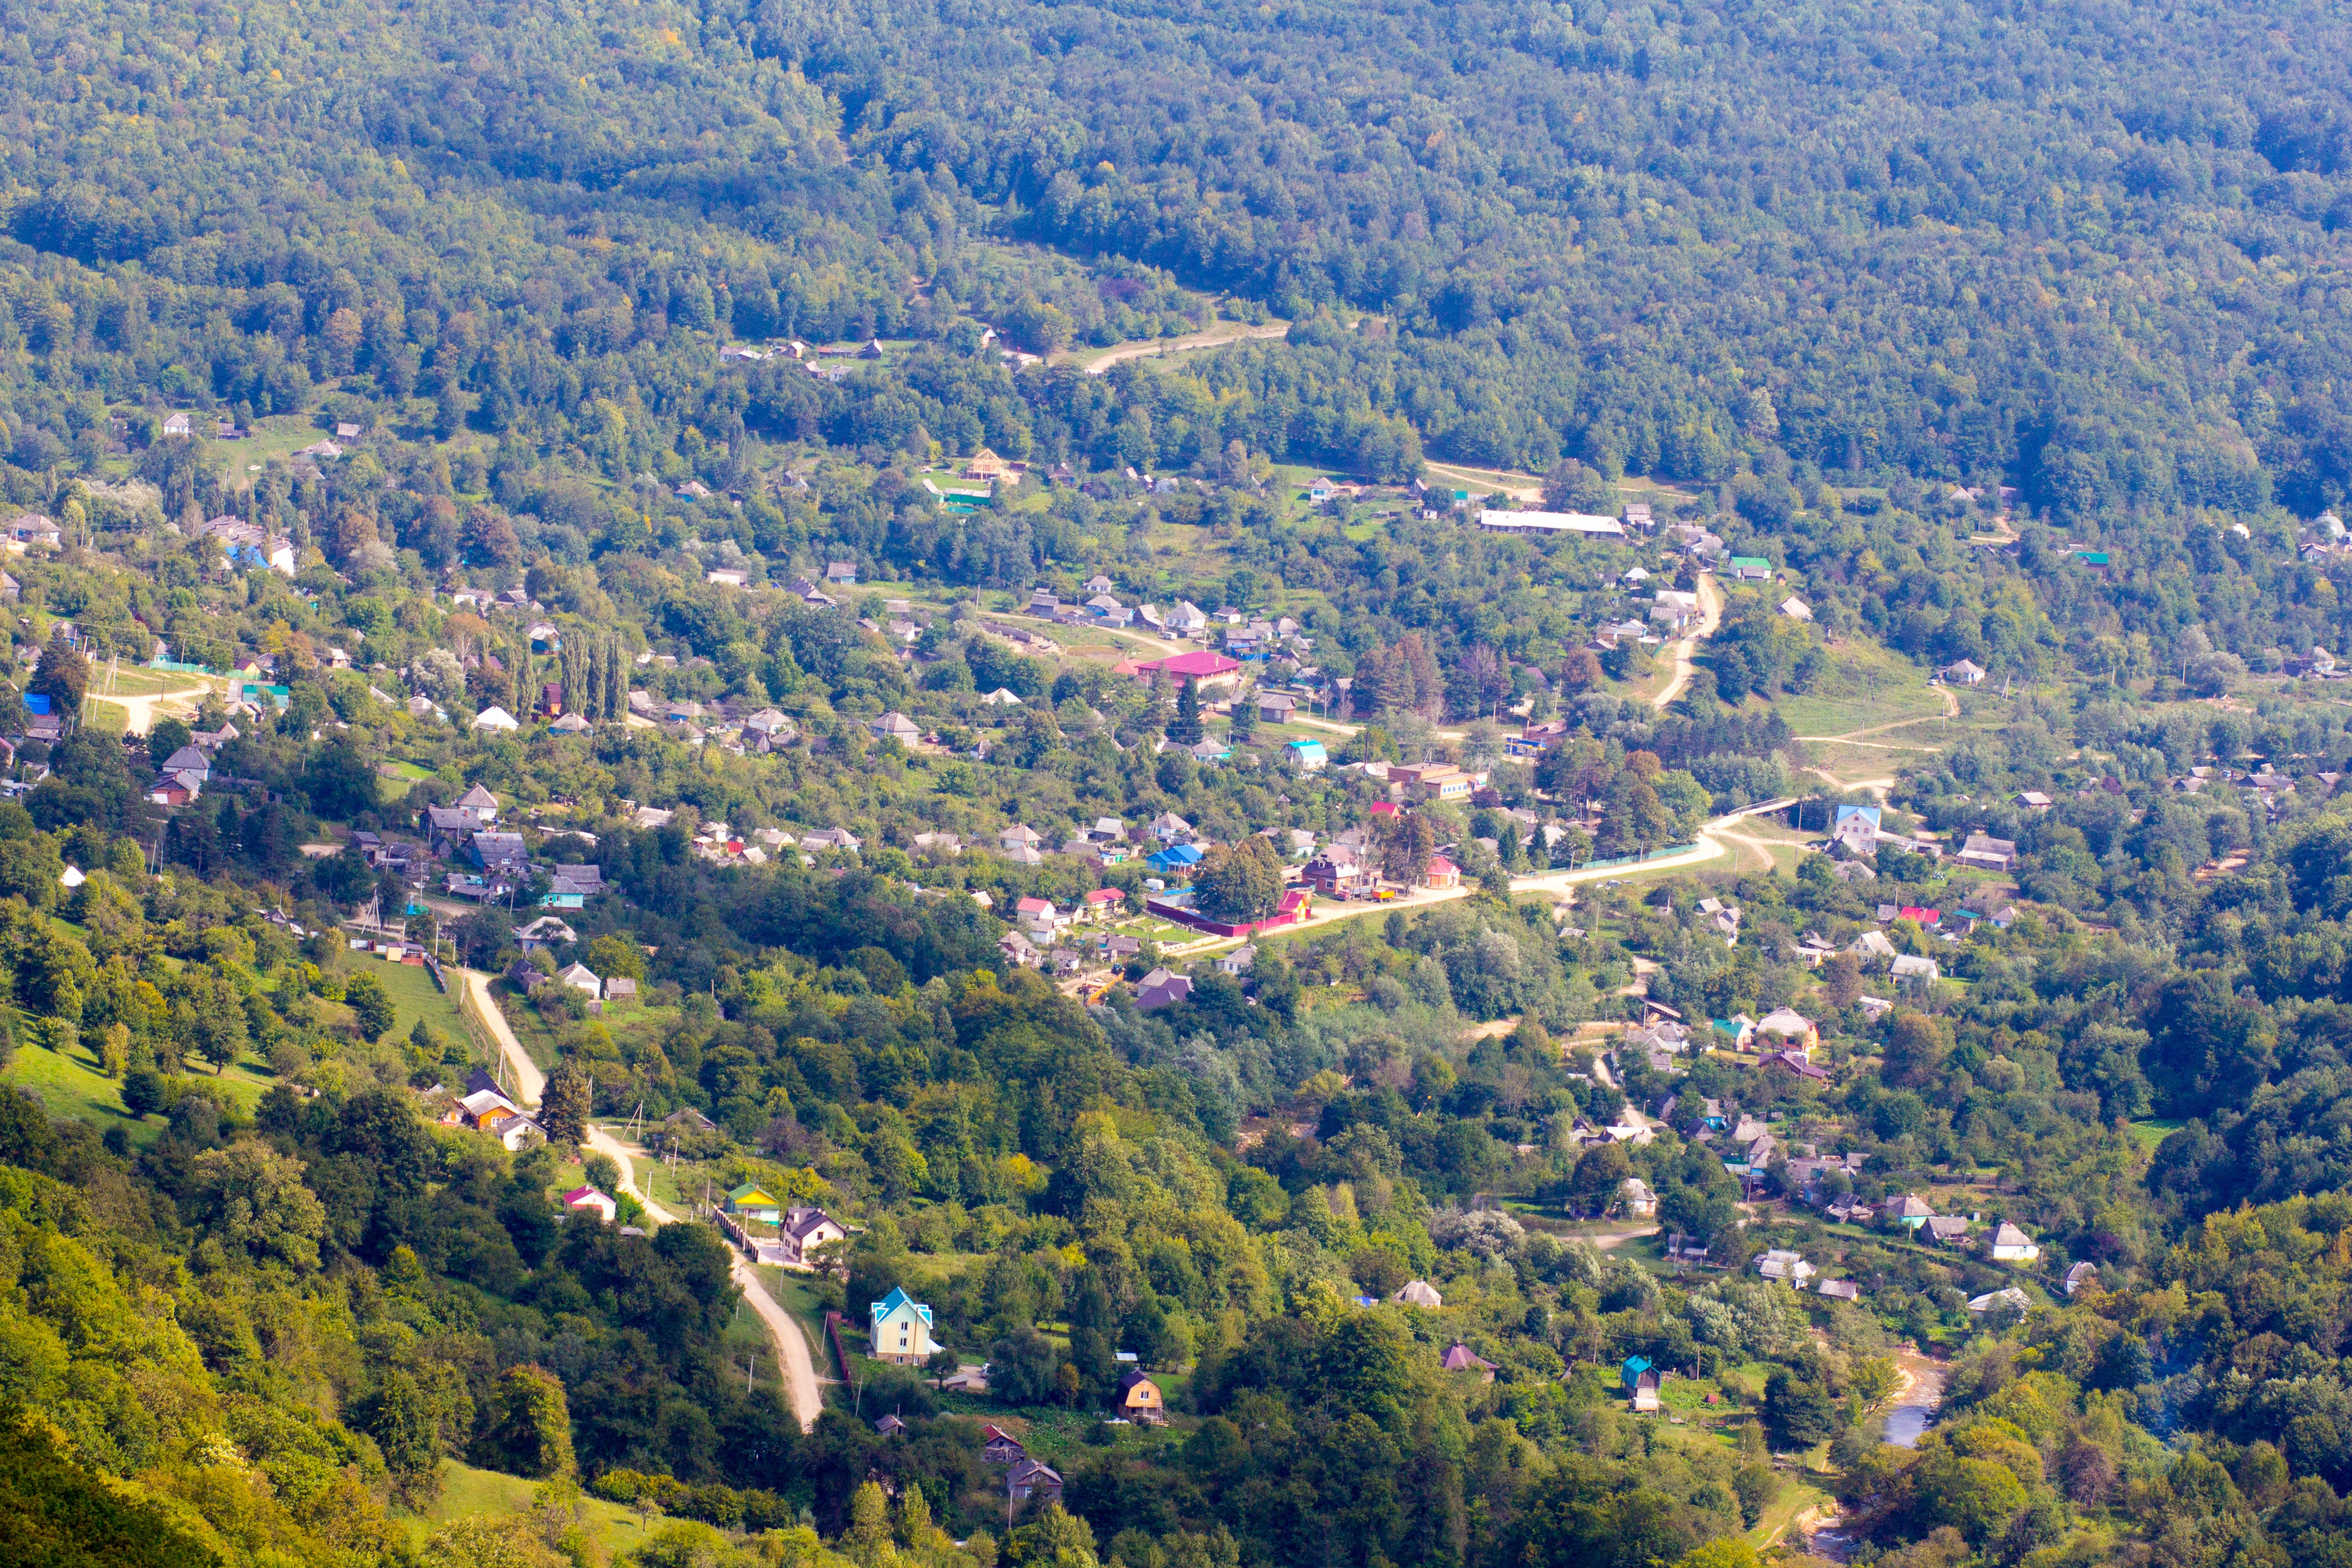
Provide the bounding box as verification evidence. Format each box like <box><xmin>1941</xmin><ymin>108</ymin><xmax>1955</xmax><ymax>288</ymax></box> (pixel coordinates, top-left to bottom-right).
<box><xmin>1728</xmin><ymin>556</ymin><xmax>1772</xmax><ymax>580</ymax></box>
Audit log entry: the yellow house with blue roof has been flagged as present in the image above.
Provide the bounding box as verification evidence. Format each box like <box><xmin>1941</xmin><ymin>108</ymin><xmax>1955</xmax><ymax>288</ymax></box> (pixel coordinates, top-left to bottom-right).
<box><xmin>871</xmin><ymin>1286</ymin><xmax>937</xmax><ymax>1365</ymax></box>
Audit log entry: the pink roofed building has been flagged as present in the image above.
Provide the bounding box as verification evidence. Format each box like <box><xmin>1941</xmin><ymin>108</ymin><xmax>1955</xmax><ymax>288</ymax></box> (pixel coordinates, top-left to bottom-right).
<box><xmin>1120</xmin><ymin>649</ymin><xmax>1244</xmax><ymax>691</ymax></box>
<box><xmin>562</xmin><ymin>1186</ymin><xmax>618</xmax><ymax>1223</ymax></box>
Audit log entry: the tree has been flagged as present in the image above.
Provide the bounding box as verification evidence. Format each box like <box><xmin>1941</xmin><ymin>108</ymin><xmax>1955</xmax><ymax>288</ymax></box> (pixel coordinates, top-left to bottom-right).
<box><xmin>0</xmin><ymin>1410</ymin><xmax>220</xmax><ymax>1568</ymax></box>
<box><xmin>1822</xmin><ymin>953</ymin><xmax>1862</xmax><ymax>1009</ymax></box>
<box><xmin>1763</xmin><ymin>1364</ymin><xmax>1836</xmax><ymax>1450</ymax></box>
<box><xmin>122</xmin><ymin>1066</ymin><xmax>165</xmax><ymax>1118</ymax></box>
<box><xmin>419</xmin><ymin>1517</ymin><xmax>568</xmax><ymax>1568</ymax></box>
<box><xmin>1882</xmin><ymin>1012</ymin><xmax>1951</xmax><ymax>1089</ymax></box>
<box><xmin>1194</xmin><ymin>836</ymin><xmax>1284</xmax><ymax>923</ymax></box>
<box><xmin>1228</xmin><ymin>687</ymin><xmax>1257</xmax><ymax>742</ymax></box>
<box><xmin>1542</xmin><ymin>459</ymin><xmax>1608</xmax><ymax>513</ymax></box>
<box><xmin>1067</xmin><ymin>1268</ymin><xmax>1117</xmax><ymax>1392</ymax></box>
<box><xmin>191</xmin><ymin>1139</ymin><xmax>330</xmax><ymax>1272</ymax></box>
<box><xmin>1376</xmin><ymin>811</ymin><xmax>1437</xmax><ymax>885</ymax></box>
<box><xmin>538</xmin><ymin>1058</ymin><xmax>591</xmax><ymax>1146</ymax></box>
<box><xmin>344</xmin><ymin>970</ymin><xmax>396</xmax><ymax>1042</ymax></box>
<box><xmin>988</xmin><ymin>1327</ymin><xmax>1061</xmax><ymax>1406</ymax></box>
<box><xmin>924</xmin><ymin>1347</ymin><xmax>960</xmax><ymax>1389</ymax></box>
<box><xmin>480</xmin><ymin>1366</ymin><xmax>575</xmax><ymax>1479</ymax></box>
<box><xmin>146</xmin><ymin>716</ymin><xmax>193</xmax><ymax>770</ymax></box>
<box><xmin>358</xmin><ymin>1369</ymin><xmax>446</xmax><ymax>1504</ymax></box>
<box><xmin>29</xmin><ymin>638</ymin><xmax>88</xmax><ymax>723</ymax></box>
<box><xmin>584</xmin><ymin>934</ymin><xmax>647</xmax><ymax>981</ymax></box>
<box><xmin>1168</xmin><ymin>678</ymin><xmax>1204</xmax><ymax>745</ymax></box>
<box><xmin>2145</xmin><ymin>970</ymin><xmax>2279</xmax><ymax>1118</ymax></box>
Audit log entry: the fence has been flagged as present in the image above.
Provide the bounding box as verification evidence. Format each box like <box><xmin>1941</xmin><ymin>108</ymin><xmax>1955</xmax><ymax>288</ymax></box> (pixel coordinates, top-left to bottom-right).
<box><xmin>1571</xmin><ymin>844</ymin><xmax>1700</xmax><ymax>873</ymax></box>
<box><xmin>823</xmin><ymin>1311</ymin><xmax>854</xmax><ymax>1383</ymax></box>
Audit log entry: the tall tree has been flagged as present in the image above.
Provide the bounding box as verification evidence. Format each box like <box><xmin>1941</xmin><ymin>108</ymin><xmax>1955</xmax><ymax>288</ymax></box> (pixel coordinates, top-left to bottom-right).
<box><xmin>1168</xmin><ymin>678</ymin><xmax>1204</xmax><ymax>745</ymax></box>
<box><xmin>538</xmin><ymin>1058</ymin><xmax>592</xmax><ymax>1146</ymax></box>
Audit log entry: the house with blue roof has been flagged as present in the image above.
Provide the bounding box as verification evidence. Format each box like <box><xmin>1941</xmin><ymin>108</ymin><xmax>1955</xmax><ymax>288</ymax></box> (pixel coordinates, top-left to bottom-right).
<box><xmin>871</xmin><ymin>1285</ymin><xmax>938</xmax><ymax>1366</ymax></box>
<box><xmin>1831</xmin><ymin>804</ymin><xmax>1882</xmax><ymax>856</ymax></box>
<box><xmin>1286</xmin><ymin>738</ymin><xmax>1328</xmax><ymax>771</ymax></box>
<box><xmin>1146</xmin><ymin>843</ymin><xmax>1205</xmax><ymax>877</ymax></box>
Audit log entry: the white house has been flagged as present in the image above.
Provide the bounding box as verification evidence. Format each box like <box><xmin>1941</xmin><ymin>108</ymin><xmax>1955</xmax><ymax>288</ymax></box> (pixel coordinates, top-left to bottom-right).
<box><xmin>562</xmin><ymin>1186</ymin><xmax>619</xmax><ymax>1223</ymax></box>
<box><xmin>1991</xmin><ymin>1223</ymin><xmax>2042</xmax><ymax>1263</ymax></box>
<box><xmin>556</xmin><ymin>961</ymin><xmax>602</xmax><ymax>997</ymax></box>
<box><xmin>1754</xmin><ymin>1250</ymin><xmax>1817</xmax><ymax>1288</ymax></box>
<box><xmin>1618</xmin><ymin>1177</ymin><xmax>1657</xmax><ymax>1217</ymax></box>
<box><xmin>472</xmin><ymin>705</ymin><xmax>520</xmax><ymax>731</ymax></box>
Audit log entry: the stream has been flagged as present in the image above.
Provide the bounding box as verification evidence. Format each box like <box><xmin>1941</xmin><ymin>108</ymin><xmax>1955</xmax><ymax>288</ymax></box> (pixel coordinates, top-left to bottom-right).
<box><xmin>1884</xmin><ymin>1344</ymin><xmax>1946</xmax><ymax>1448</ymax></box>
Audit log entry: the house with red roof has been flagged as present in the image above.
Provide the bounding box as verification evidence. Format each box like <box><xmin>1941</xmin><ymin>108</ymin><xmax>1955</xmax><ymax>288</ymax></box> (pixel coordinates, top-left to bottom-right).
<box><xmin>562</xmin><ymin>1186</ymin><xmax>617</xmax><ymax>1223</ymax></box>
<box><xmin>1422</xmin><ymin>856</ymin><xmax>1461</xmax><ymax>890</ymax></box>
<box><xmin>1081</xmin><ymin>888</ymin><xmax>1127</xmax><ymax>922</ymax></box>
<box><xmin>1896</xmin><ymin>906</ymin><xmax>1939</xmax><ymax>926</ymax></box>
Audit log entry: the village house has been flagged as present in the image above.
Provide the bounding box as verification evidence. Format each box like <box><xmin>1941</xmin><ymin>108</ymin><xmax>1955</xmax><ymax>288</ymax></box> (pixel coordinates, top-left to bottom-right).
<box><xmin>982</xmin><ymin>1424</ymin><xmax>1027</xmax><ymax>1466</ymax></box>
<box><xmin>1117</xmin><ymin>1369</ymin><xmax>1166</xmax><ymax>1424</ymax></box>
<box><xmin>1991</xmin><ymin>1222</ymin><xmax>2042</xmax><ymax>1262</ymax></box>
<box><xmin>1007</xmin><ymin>1459</ymin><xmax>1063</xmax><ymax>1507</ymax></box>
<box><xmin>782</xmin><ymin>1205</ymin><xmax>848</xmax><ymax>1260</ymax></box>
<box><xmin>727</xmin><ymin>1183</ymin><xmax>784</xmax><ymax>1225</ymax></box>
<box><xmin>562</xmin><ymin>1187</ymin><xmax>618</xmax><ymax>1224</ymax></box>
<box><xmin>870</xmin><ymin>1285</ymin><xmax>938</xmax><ymax>1365</ymax></box>
<box><xmin>1440</xmin><ymin>1343</ymin><xmax>1499</xmax><ymax>1382</ymax></box>
<box><xmin>1830</xmin><ymin>805</ymin><xmax>1882</xmax><ymax>857</ymax></box>
<box><xmin>1754</xmin><ymin>1250</ymin><xmax>1817</xmax><ymax>1288</ymax></box>
<box><xmin>1956</xmin><ymin>834</ymin><xmax>2019</xmax><ymax>872</ymax></box>
<box><xmin>1390</xmin><ymin>762</ymin><xmax>1472</xmax><ymax>804</ymax></box>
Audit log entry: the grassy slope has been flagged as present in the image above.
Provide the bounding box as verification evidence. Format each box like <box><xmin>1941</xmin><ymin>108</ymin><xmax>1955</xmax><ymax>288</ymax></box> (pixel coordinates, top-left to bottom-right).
<box><xmin>415</xmin><ymin>1461</ymin><xmax>656</xmax><ymax>1557</ymax></box>
<box><xmin>1770</xmin><ymin>637</ymin><xmax>1946</xmax><ymax>739</ymax></box>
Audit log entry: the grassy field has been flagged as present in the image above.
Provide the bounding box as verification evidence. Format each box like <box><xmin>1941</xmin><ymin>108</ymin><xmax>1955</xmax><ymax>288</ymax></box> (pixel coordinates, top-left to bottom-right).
<box><xmin>412</xmin><ymin>1461</ymin><xmax>657</xmax><ymax>1557</ymax></box>
<box><xmin>93</xmin><ymin>665</ymin><xmax>206</xmax><ymax>697</ymax></box>
<box><xmin>500</xmin><ymin>983</ymin><xmax>680</xmax><ymax>1077</ymax></box>
<box><xmin>83</xmin><ymin>699</ymin><xmax>128</xmax><ymax>734</ymax></box>
<box><xmin>1770</xmin><ymin>637</ymin><xmax>1948</xmax><ymax>738</ymax></box>
<box><xmin>4</xmin><ymin>1020</ymin><xmax>279</xmax><ymax>1143</ymax></box>
<box><xmin>356</xmin><ymin>957</ymin><xmax>474</xmax><ymax>1053</ymax></box>
<box><xmin>2128</xmin><ymin>1118</ymin><xmax>2188</xmax><ymax>1153</ymax></box>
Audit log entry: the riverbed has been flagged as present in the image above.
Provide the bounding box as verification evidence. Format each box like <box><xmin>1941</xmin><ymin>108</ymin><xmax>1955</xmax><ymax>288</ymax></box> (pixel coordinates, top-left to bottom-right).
<box><xmin>1885</xmin><ymin>1344</ymin><xmax>1945</xmax><ymax>1448</ymax></box>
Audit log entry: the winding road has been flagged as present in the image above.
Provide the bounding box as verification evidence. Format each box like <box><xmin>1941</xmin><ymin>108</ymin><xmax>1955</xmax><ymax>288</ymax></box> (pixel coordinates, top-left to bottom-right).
<box><xmin>1161</xmin><ymin>797</ymin><xmax>1796</xmax><ymax>955</ymax></box>
<box><xmin>585</xmin><ymin>1126</ymin><xmax>828</xmax><ymax>1433</ymax></box>
<box><xmin>467</xmin><ymin>969</ymin><xmax>826</xmax><ymax>1432</ymax></box>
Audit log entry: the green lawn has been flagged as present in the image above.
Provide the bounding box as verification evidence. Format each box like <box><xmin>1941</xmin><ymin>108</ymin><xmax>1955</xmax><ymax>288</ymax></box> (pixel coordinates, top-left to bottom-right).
<box><xmin>2128</xmin><ymin>1118</ymin><xmax>2187</xmax><ymax>1152</ymax></box>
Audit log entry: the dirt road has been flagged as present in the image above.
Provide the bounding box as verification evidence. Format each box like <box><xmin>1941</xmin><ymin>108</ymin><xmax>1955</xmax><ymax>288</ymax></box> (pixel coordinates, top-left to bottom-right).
<box><xmin>463</xmin><ymin>967</ymin><xmax>545</xmax><ymax>1106</ymax></box>
<box><xmin>90</xmin><ymin>680</ymin><xmax>210</xmax><ymax>736</ymax></box>
<box><xmin>1066</xmin><ymin>322</ymin><xmax>1291</xmax><ymax>374</ymax></box>
<box><xmin>1164</xmin><ymin>797</ymin><xmax>1796</xmax><ymax>956</ymax></box>
<box><xmin>584</xmin><ymin>1125</ymin><xmax>828</xmax><ymax>1432</ymax></box>
<box><xmin>1651</xmin><ymin>572</ymin><xmax>1723</xmax><ymax>711</ymax></box>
